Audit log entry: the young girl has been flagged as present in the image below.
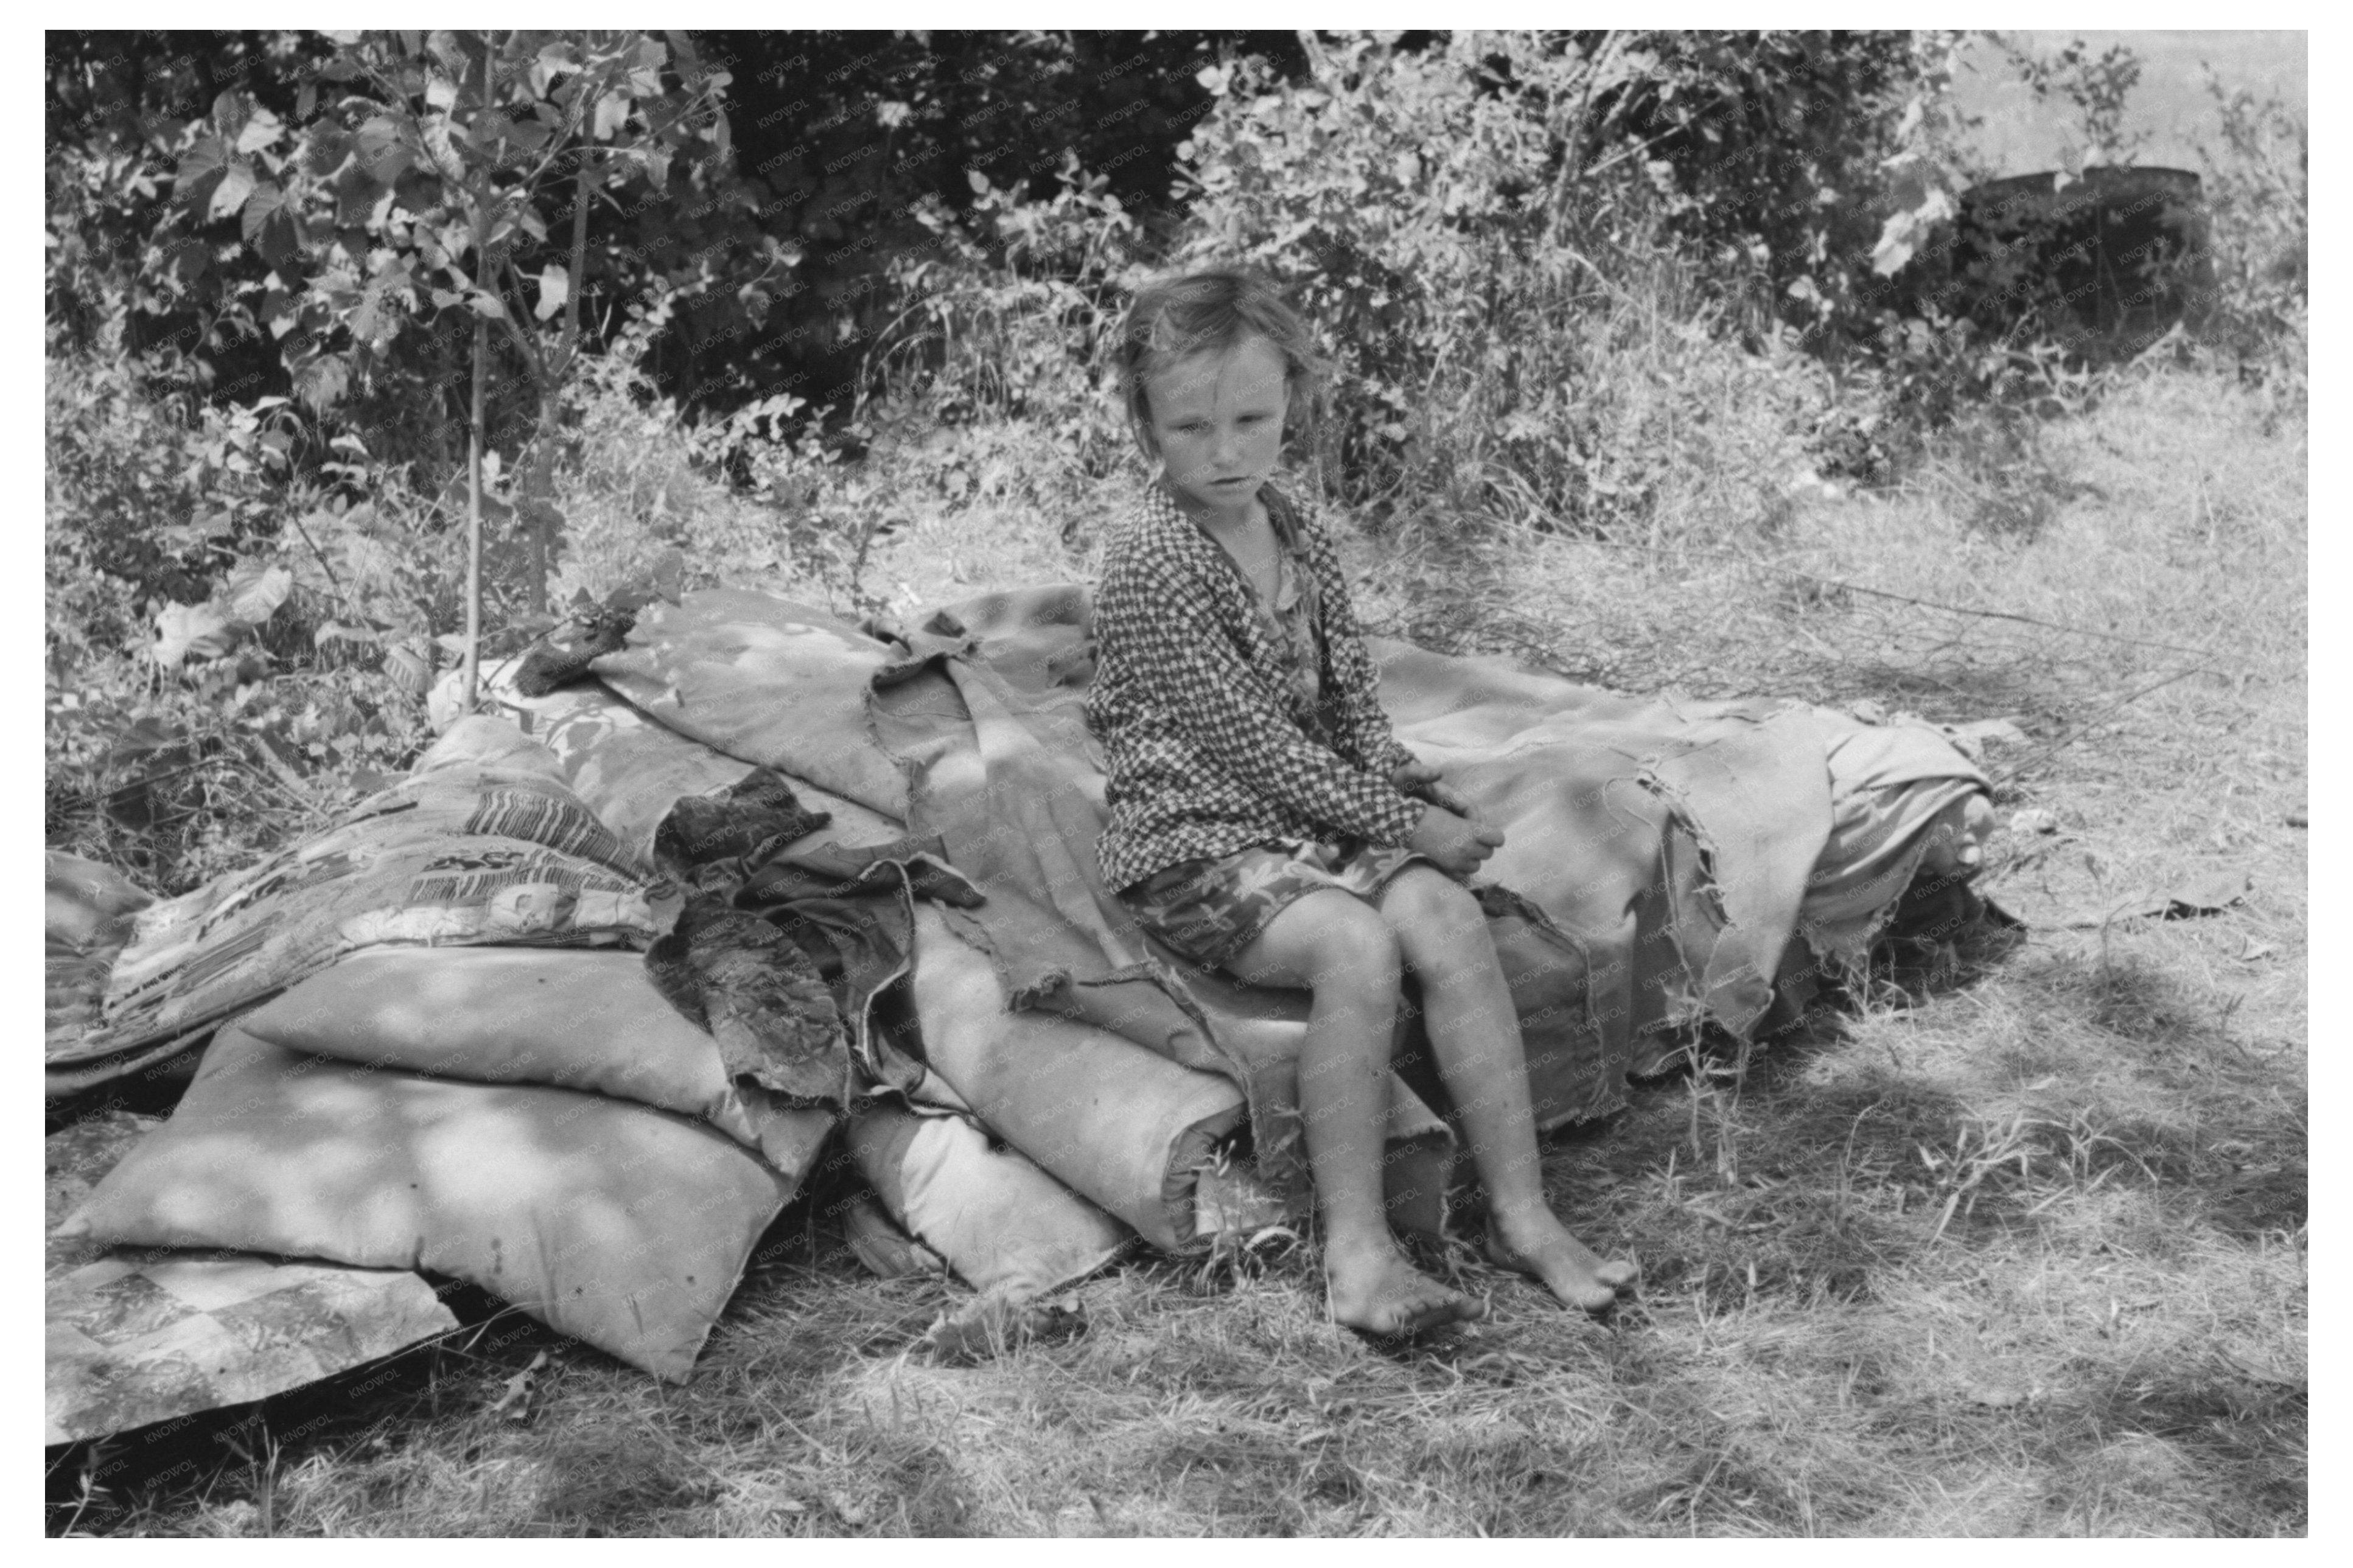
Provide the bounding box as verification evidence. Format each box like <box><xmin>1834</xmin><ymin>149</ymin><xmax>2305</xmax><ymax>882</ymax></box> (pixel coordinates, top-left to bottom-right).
<box><xmin>1088</xmin><ymin>270</ymin><xmax>1640</xmax><ymax>1335</ymax></box>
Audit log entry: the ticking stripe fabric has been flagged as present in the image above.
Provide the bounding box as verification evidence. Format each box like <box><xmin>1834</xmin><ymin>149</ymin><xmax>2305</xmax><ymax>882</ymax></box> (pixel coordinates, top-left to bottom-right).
<box><xmin>1087</xmin><ymin>483</ymin><xmax>1421</xmax><ymax>893</ymax></box>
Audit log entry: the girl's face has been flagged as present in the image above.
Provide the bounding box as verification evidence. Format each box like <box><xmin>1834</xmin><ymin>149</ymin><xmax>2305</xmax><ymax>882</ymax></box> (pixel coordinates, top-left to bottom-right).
<box><xmin>1142</xmin><ymin>334</ymin><xmax>1292</xmax><ymax>522</ymax></box>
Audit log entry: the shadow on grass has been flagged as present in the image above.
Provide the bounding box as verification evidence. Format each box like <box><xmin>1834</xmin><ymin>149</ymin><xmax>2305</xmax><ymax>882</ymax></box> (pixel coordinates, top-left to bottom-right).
<box><xmin>2035</xmin><ymin>1356</ymin><xmax>2308</xmax><ymax>1536</ymax></box>
<box><xmin>1562</xmin><ymin>1052</ymin><xmax>1982</xmax><ymax>1311</ymax></box>
<box><xmin>2003</xmin><ymin>946</ymin><xmax>2307</xmax><ymax>1241</ymax></box>
<box><xmin>536</xmin><ymin>1426</ymin><xmax>724</xmax><ymax>1536</ymax></box>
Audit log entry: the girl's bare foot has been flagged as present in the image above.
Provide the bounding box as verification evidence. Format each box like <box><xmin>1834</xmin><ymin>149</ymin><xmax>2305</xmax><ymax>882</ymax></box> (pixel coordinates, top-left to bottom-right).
<box><xmin>1484</xmin><ymin>1211</ymin><xmax>1638</xmax><ymax>1314</ymax></box>
<box><xmin>1325</xmin><ymin>1237</ymin><xmax>1486</xmax><ymax>1337</ymax></box>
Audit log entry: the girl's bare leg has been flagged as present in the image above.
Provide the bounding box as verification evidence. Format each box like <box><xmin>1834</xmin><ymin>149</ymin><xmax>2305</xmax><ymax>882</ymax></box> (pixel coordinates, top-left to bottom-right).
<box><xmin>1379</xmin><ymin>869</ymin><xmax>1639</xmax><ymax>1311</ymax></box>
<box><xmin>1226</xmin><ymin>890</ymin><xmax>1483</xmax><ymax>1336</ymax></box>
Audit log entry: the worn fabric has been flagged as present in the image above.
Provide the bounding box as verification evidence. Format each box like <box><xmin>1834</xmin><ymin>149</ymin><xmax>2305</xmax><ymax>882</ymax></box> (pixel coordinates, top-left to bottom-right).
<box><xmin>45</xmin><ymin>1110</ymin><xmax>460</xmax><ymax>1446</ymax></box>
<box><xmin>485</xmin><ymin>658</ymin><xmax>765</xmax><ymax>862</ymax></box>
<box><xmin>904</xmin><ymin>901</ymin><xmax>1247</xmax><ymax>1251</ymax></box>
<box><xmin>58</xmin><ymin>758</ymin><xmax>663</xmax><ymax>1077</ymax></box>
<box><xmin>240</xmin><ymin>944</ymin><xmax>837</xmax><ymax>1170</ymax></box>
<box><xmin>47</xmin><ymin>573</ymin><xmax>1996</xmax><ymax>1418</ymax></box>
<box><xmin>59</xmin><ymin>1026</ymin><xmax>800</xmax><ymax>1384</ymax></box>
<box><xmin>591</xmin><ymin>588</ymin><xmax>912</xmax><ymax>818</ymax></box>
<box><xmin>889</xmin><ymin>586</ymin><xmax>1643</xmax><ymax>1196</ymax></box>
<box><xmin>46</xmin><ymin>854</ymin><xmax>160</xmax><ymax>1097</ymax></box>
<box><xmin>513</xmin><ymin>604</ymin><xmax>636</xmax><ymax>697</ymax></box>
<box><xmin>648</xmin><ymin>765</ymin><xmax>987</xmax><ymax>1106</ymax></box>
<box><xmin>1117</xmin><ymin>837</ymin><xmax>1441</xmax><ymax>972</ymax></box>
<box><xmin>1799</xmin><ymin>722</ymin><xmax>1992</xmax><ymax>961</ymax></box>
<box><xmin>644</xmin><ymin>894</ymin><xmax>851</xmax><ymax>1104</ymax></box>
<box><xmin>870</xmin><ymin>625</ymin><xmax>1225</xmax><ymax>1078</ymax></box>
<box><xmin>845</xmin><ymin>1099</ymin><xmax>1129</xmax><ymax>1299</ymax></box>
<box><xmin>920</xmin><ymin>584</ymin><xmax>1992</xmax><ymax>1088</ymax></box>
<box><xmin>47</xmin><ymin>1247</ymin><xmax>455</xmax><ymax>1448</ymax></box>
<box><xmin>654</xmin><ymin>767</ymin><xmax>836</xmax><ymax>889</ymax></box>
<box><xmin>1088</xmin><ymin>484</ymin><xmax>1422</xmax><ymax>893</ymax></box>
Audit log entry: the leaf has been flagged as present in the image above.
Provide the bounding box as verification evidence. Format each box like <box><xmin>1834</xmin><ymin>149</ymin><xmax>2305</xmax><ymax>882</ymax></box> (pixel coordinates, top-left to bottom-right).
<box><xmin>382</xmin><ymin>641</ymin><xmax>433</xmax><ymax>693</ymax></box>
<box><xmin>165</xmin><ymin>240</ymin><xmax>211</xmax><ymax>285</ymax></box>
<box><xmin>651</xmin><ymin>548</ymin><xmax>686</xmax><ymax>602</ymax></box>
<box><xmin>352</xmin><ymin>260</ymin><xmax>414</xmax><ymax>343</ymax></box>
<box><xmin>209</xmin><ymin>89</ymin><xmax>252</xmax><ymax>147</ymax></box>
<box><xmin>592</xmin><ymin>90</ymin><xmax>630</xmax><ymax>142</ymax></box>
<box><xmin>355</xmin><ymin>114</ymin><xmax>410</xmax><ymax>181</ymax></box>
<box><xmin>302</xmin><ymin>123</ymin><xmax>354</xmax><ymax>177</ymax></box>
<box><xmin>531</xmin><ymin>41</ymin><xmax>577</xmax><ymax>96</ymax></box>
<box><xmin>152</xmin><ymin>602</ymin><xmax>240</xmax><ymax>667</ymax></box>
<box><xmin>501</xmin><ymin>115</ymin><xmax>551</xmax><ymax>153</ymax></box>
<box><xmin>393</xmin><ymin>169</ymin><xmax>441</xmax><ymax>214</ymax></box>
<box><xmin>292</xmin><ymin>353</ymin><xmax>353</xmax><ymax>411</ymax></box>
<box><xmin>469</xmin><ymin>107</ymin><xmax>515</xmax><ymax>150</ymax></box>
<box><xmin>242</xmin><ymin>186</ymin><xmax>302</xmax><ymax>268</ymax></box>
<box><xmin>208</xmin><ymin>159</ymin><xmax>257</xmax><ymax>223</ymax></box>
<box><xmin>421</xmin><ymin>114</ymin><xmax>467</xmax><ymax>181</ymax></box>
<box><xmin>109</xmin><ymin>715</ymin><xmax>191</xmax><ymax>761</ymax></box>
<box><xmin>225</xmin><ymin>560</ymin><xmax>293</xmax><ymax>625</ymax></box>
<box><xmin>1962</xmin><ymin>1384</ymin><xmax>2030</xmax><ymax>1409</ymax></box>
<box><xmin>177</xmin><ymin>131</ymin><xmax>226</xmax><ymax>187</ymax></box>
<box><xmin>533</xmin><ymin>262</ymin><xmax>569</xmax><ymax>322</ymax></box>
<box><xmin>235</xmin><ymin>105</ymin><xmax>285</xmax><ymax>155</ymax></box>
<box><xmin>486</xmin><ymin>1351</ymin><xmax>551</xmax><ymax>1420</ymax></box>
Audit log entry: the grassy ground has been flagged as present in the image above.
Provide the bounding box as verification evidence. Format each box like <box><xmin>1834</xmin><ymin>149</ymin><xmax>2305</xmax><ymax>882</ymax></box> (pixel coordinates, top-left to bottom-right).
<box><xmin>49</xmin><ymin>363</ymin><xmax>2306</xmax><ymax>1537</ymax></box>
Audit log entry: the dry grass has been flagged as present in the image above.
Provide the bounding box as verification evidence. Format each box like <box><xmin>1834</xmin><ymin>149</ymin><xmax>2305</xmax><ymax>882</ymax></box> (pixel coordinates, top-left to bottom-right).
<box><xmin>51</xmin><ymin>361</ymin><xmax>2304</xmax><ymax>1537</ymax></box>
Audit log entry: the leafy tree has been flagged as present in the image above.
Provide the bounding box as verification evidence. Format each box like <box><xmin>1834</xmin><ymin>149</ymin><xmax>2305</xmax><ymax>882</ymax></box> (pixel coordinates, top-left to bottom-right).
<box><xmin>1168</xmin><ymin>30</ymin><xmax>1952</xmax><ymax>524</ymax></box>
<box><xmin>161</xmin><ymin>29</ymin><xmax>735</xmax><ymax>700</ymax></box>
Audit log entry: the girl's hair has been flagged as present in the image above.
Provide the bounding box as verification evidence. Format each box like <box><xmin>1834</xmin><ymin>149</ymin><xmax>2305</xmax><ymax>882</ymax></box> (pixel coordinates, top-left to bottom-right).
<box><xmin>1112</xmin><ymin>270</ymin><xmax>1329</xmax><ymax>461</ymax></box>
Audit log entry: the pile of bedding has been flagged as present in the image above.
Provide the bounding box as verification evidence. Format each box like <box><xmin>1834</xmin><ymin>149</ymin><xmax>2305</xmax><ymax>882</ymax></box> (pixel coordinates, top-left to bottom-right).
<box><xmin>47</xmin><ymin>581</ymin><xmax>1991</xmax><ymax>1438</ymax></box>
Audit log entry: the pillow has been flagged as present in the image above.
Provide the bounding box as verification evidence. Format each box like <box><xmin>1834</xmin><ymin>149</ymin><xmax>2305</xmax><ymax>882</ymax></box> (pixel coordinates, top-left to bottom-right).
<box><xmin>71</xmin><ymin>762</ymin><xmax>660</xmax><ymax>1068</ymax></box>
<box><xmin>46</xmin><ymin>1109</ymin><xmax>461</xmax><ymax>1444</ymax></box>
<box><xmin>240</xmin><ymin>947</ymin><xmax>739</xmax><ymax>1123</ymax></box>
<box><xmin>847</xmin><ymin>1101</ymin><xmax>1128</xmax><ymax>1299</ymax></box>
<box><xmin>58</xmin><ymin>1026</ymin><xmax>795</xmax><ymax>1382</ymax></box>
<box><xmin>239</xmin><ymin>946</ymin><xmax>840</xmax><ymax>1179</ymax></box>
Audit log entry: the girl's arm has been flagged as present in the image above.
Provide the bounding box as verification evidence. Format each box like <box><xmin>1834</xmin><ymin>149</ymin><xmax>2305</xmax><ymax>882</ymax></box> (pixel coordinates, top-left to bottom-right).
<box><xmin>1102</xmin><ymin>548</ymin><xmax>1423</xmax><ymax>845</ymax></box>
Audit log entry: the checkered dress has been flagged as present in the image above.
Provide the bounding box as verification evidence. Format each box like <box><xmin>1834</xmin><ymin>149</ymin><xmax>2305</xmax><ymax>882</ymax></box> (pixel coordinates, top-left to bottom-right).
<box><xmin>1088</xmin><ymin>483</ymin><xmax>1423</xmax><ymax>893</ymax></box>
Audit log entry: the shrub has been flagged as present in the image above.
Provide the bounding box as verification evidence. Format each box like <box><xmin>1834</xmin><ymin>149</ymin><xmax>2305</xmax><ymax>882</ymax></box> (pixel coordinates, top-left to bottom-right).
<box><xmin>1167</xmin><ymin>36</ymin><xmax>1858</xmax><ymax>536</ymax></box>
<box><xmin>2192</xmin><ymin>74</ymin><xmax>2306</xmax><ymax>377</ymax></box>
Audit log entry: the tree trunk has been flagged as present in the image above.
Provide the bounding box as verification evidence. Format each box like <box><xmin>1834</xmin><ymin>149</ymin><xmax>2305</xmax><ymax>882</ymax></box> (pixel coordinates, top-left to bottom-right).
<box><xmin>460</xmin><ymin>35</ymin><xmax>495</xmax><ymax>714</ymax></box>
<box><xmin>517</xmin><ymin>154</ymin><xmax>596</xmax><ymax>619</ymax></box>
<box><xmin>463</xmin><ymin>294</ymin><xmax>487</xmax><ymax>713</ymax></box>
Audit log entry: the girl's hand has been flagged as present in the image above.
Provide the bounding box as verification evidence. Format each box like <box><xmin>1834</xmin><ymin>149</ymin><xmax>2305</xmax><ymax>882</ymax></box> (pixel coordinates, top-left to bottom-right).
<box><xmin>1393</xmin><ymin>759</ymin><xmax>1477</xmax><ymax>819</ymax></box>
<box><xmin>1407</xmin><ymin>803</ymin><xmax>1506</xmax><ymax>879</ymax></box>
